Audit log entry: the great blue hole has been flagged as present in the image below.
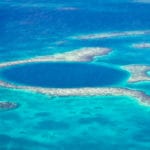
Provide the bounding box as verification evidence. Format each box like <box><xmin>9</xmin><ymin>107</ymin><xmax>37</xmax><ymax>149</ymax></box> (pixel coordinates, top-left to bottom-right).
<box><xmin>0</xmin><ymin>62</ymin><xmax>129</xmax><ymax>88</ymax></box>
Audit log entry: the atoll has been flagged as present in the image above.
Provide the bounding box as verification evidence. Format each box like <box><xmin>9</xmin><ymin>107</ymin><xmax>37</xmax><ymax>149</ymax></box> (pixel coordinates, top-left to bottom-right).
<box><xmin>132</xmin><ymin>42</ymin><xmax>150</xmax><ymax>49</ymax></box>
<box><xmin>123</xmin><ymin>65</ymin><xmax>150</xmax><ymax>83</ymax></box>
<box><xmin>0</xmin><ymin>37</ymin><xmax>150</xmax><ymax>104</ymax></box>
<box><xmin>0</xmin><ymin>79</ymin><xmax>150</xmax><ymax>104</ymax></box>
<box><xmin>71</xmin><ymin>30</ymin><xmax>150</xmax><ymax>40</ymax></box>
<box><xmin>0</xmin><ymin>47</ymin><xmax>111</xmax><ymax>68</ymax></box>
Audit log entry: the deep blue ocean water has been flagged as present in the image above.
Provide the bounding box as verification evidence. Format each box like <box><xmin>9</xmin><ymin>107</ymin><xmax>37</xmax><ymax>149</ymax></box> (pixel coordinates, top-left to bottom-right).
<box><xmin>0</xmin><ymin>62</ymin><xmax>129</xmax><ymax>88</ymax></box>
<box><xmin>0</xmin><ymin>1</ymin><xmax>150</xmax><ymax>150</ymax></box>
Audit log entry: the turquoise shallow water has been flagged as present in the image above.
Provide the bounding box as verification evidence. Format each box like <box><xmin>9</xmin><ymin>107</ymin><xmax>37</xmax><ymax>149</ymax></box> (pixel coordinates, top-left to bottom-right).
<box><xmin>1</xmin><ymin>1</ymin><xmax>150</xmax><ymax>150</ymax></box>
<box><xmin>0</xmin><ymin>88</ymin><xmax>150</xmax><ymax>150</ymax></box>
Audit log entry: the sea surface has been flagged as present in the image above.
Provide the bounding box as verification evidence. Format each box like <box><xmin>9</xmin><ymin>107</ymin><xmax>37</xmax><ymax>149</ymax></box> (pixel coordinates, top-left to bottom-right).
<box><xmin>0</xmin><ymin>0</ymin><xmax>150</xmax><ymax>150</ymax></box>
<box><xmin>0</xmin><ymin>62</ymin><xmax>129</xmax><ymax>88</ymax></box>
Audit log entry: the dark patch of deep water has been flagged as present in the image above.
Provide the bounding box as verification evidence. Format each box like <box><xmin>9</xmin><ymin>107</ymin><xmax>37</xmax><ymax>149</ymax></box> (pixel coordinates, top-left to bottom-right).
<box><xmin>0</xmin><ymin>62</ymin><xmax>129</xmax><ymax>88</ymax></box>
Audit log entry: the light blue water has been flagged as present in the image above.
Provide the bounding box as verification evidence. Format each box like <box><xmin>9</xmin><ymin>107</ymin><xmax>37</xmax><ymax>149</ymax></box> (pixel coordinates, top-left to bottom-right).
<box><xmin>0</xmin><ymin>1</ymin><xmax>150</xmax><ymax>150</ymax></box>
<box><xmin>0</xmin><ymin>89</ymin><xmax>150</xmax><ymax>150</ymax></box>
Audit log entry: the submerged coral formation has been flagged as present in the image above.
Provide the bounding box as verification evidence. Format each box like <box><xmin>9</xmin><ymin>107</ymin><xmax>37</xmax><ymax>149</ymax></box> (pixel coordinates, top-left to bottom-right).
<box><xmin>0</xmin><ymin>31</ymin><xmax>150</xmax><ymax>104</ymax></box>
<box><xmin>132</xmin><ymin>42</ymin><xmax>150</xmax><ymax>49</ymax></box>
<box><xmin>0</xmin><ymin>47</ymin><xmax>111</xmax><ymax>68</ymax></box>
<box><xmin>71</xmin><ymin>30</ymin><xmax>150</xmax><ymax>40</ymax></box>
<box><xmin>0</xmin><ymin>101</ymin><xmax>18</xmax><ymax>111</ymax></box>
<box><xmin>123</xmin><ymin>65</ymin><xmax>150</xmax><ymax>83</ymax></box>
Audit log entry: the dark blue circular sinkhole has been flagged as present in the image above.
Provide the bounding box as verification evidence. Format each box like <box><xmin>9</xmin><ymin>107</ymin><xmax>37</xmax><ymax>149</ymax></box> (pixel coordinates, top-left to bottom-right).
<box><xmin>0</xmin><ymin>62</ymin><xmax>129</xmax><ymax>88</ymax></box>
